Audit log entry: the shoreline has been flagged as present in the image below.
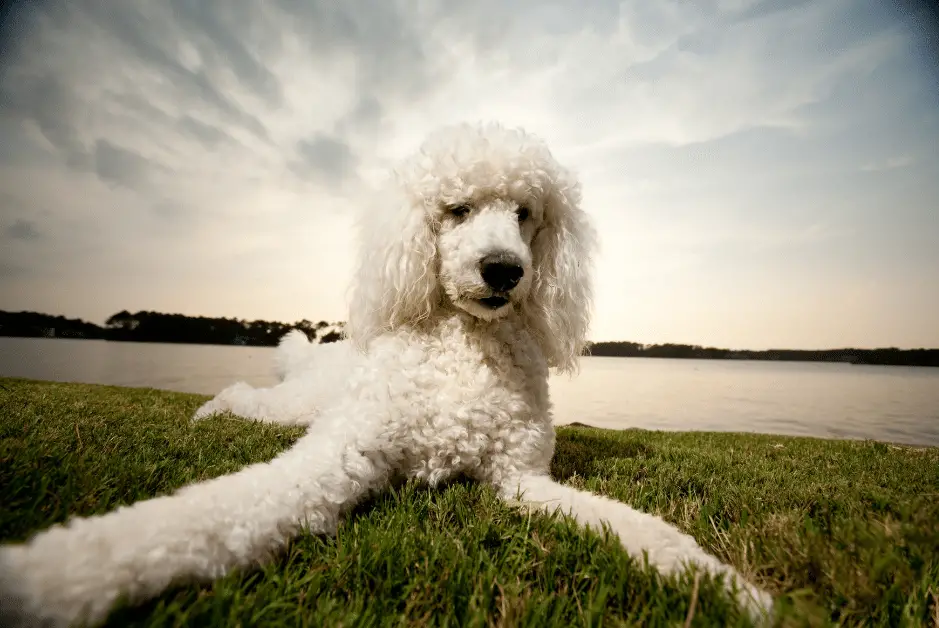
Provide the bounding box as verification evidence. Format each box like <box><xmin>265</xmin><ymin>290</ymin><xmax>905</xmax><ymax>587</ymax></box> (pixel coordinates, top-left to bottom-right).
<box><xmin>2</xmin><ymin>376</ymin><xmax>938</xmax><ymax>449</ymax></box>
<box><xmin>3</xmin><ymin>333</ymin><xmax>939</xmax><ymax>368</ymax></box>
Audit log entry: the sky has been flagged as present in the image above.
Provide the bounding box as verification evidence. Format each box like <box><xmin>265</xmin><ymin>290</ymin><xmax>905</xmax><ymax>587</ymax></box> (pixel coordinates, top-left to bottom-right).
<box><xmin>0</xmin><ymin>0</ymin><xmax>937</xmax><ymax>350</ymax></box>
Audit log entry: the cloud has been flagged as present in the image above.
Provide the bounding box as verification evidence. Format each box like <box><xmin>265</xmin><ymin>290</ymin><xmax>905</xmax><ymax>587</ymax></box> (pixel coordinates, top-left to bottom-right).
<box><xmin>5</xmin><ymin>219</ymin><xmax>41</xmax><ymax>241</ymax></box>
<box><xmin>177</xmin><ymin>116</ymin><xmax>235</xmax><ymax>149</ymax></box>
<box><xmin>295</xmin><ymin>135</ymin><xmax>359</xmax><ymax>183</ymax></box>
<box><xmin>93</xmin><ymin>139</ymin><xmax>156</xmax><ymax>189</ymax></box>
<box><xmin>0</xmin><ymin>0</ymin><xmax>937</xmax><ymax>349</ymax></box>
<box><xmin>79</xmin><ymin>2</ymin><xmax>271</xmax><ymax>139</ymax></box>
<box><xmin>166</xmin><ymin>0</ymin><xmax>284</xmax><ymax>106</ymax></box>
<box><xmin>860</xmin><ymin>155</ymin><xmax>915</xmax><ymax>172</ymax></box>
<box><xmin>0</xmin><ymin>260</ymin><xmax>33</xmax><ymax>279</ymax></box>
<box><xmin>1</xmin><ymin>73</ymin><xmax>90</xmax><ymax>169</ymax></box>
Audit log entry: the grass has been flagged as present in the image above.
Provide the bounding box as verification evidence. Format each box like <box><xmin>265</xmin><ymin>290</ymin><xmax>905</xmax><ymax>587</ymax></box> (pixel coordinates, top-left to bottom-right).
<box><xmin>0</xmin><ymin>377</ymin><xmax>937</xmax><ymax>627</ymax></box>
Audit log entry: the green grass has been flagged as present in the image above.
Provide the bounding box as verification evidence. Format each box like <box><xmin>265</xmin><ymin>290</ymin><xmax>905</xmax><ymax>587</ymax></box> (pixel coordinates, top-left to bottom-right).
<box><xmin>1</xmin><ymin>377</ymin><xmax>937</xmax><ymax>627</ymax></box>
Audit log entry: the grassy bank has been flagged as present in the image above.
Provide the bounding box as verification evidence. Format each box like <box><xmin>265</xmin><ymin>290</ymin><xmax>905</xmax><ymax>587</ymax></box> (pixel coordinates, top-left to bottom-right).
<box><xmin>1</xmin><ymin>378</ymin><xmax>937</xmax><ymax>627</ymax></box>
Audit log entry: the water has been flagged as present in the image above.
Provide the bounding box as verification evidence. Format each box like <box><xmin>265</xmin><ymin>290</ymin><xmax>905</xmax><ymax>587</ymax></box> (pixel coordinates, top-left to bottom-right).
<box><xmin>2</xmin><ymin>337</ymin><xmax>937</xmax><ymax>447</ymax></box>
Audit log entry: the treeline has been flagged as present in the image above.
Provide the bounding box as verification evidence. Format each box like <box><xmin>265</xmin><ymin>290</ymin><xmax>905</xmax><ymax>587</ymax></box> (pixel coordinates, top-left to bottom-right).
<box><xmin>2</xmin><ymin>310</ymin><xmax>937</xmax><ymax>366</ymax></box>
<box><xmin>0</xmin><ymin>310</ymin><xmax>344</xmax><ymax>347</ymax></box>
<box><xmin>585</xmin><ymin>341</ymin><xmax>939</xmax><ymax>367</ymax></box>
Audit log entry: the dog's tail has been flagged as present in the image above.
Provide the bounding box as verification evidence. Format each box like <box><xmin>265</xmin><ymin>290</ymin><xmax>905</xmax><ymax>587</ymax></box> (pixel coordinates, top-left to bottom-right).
<box><xmin>274</xmin><ymin>329</ymin><xmax>313</xmax><ymax>381</ymax></box>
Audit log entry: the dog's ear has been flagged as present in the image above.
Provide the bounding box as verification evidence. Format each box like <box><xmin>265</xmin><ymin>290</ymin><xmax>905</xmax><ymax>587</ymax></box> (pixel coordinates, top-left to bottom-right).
<box><xmin>346</xmin><ymin>184</ymin><xmax>439</xmax><ymax>351</ymax></box>
<box><xmin>523</xmin><ymin>172</ymin><xmax>596</xmax><ymax>374</ymax></box>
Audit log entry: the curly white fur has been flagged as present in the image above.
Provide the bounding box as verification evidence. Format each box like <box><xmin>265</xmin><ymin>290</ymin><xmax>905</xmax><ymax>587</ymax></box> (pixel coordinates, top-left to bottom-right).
<box><xmin>0</xmin><ymin>122</ymin><xmax>773</xmax><ymax>626</ymax></box>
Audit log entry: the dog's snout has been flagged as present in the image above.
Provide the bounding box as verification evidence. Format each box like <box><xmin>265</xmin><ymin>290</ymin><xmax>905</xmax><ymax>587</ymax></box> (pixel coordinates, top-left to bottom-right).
<box><xmin>480</xmin><ymin>253</ymin><xmax>524</xmax><ymax>292</ymax></box>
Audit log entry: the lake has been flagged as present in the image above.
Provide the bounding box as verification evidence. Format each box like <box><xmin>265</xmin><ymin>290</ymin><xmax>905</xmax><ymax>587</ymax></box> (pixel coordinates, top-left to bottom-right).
<box><xmin>1</xmin><ymin>337</ymin><xmax>937</xmax><ymax>447</ymax></box>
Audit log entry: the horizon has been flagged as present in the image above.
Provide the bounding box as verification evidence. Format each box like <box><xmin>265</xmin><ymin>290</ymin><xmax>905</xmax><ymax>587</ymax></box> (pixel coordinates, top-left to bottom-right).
<box><xmin>3</xmin><ymin>307</ymin><xmax>938</xmax><ymax>353</ymax></box>
<box><xmin>2</xmin><ymin>1</ymin><xmax>938</xmax><ymax>352</ymax></box>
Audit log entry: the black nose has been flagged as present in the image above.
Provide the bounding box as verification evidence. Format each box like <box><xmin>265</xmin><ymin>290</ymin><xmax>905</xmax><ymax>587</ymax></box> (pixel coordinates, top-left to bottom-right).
<box><xmin>480</xmin><ymin>253</ymin><xmax>524</xmax><ymax>292</ymax></box>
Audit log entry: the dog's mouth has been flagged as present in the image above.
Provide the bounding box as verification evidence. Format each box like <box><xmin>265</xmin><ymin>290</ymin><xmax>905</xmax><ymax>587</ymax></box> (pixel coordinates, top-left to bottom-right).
<box><xmin>478</xmin><ymin>296</ymin><xmax>509</xmax><ymax>309</ymax></box>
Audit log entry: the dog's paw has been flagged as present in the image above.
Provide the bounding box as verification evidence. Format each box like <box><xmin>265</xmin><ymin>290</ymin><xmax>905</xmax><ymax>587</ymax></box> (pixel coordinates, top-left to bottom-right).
<box><xmin>192</xmin><ymin>400</ymin><xmax>222</xmax><ymax>422</ymax></box>
<box><xmin>0</xmin><ymin>541</ymin><xmax>109</xmax><ymax>628</ymax></box>
<box><xmin>0</xmin><ymin>546</ymin><xmax>38</xmax><ymax>628</ymax></box>
<box><xmin>192</xmin><ymin>382</ymin><xmax>254</xmax><ymax>422</ymax></box>
<box><xmin>734</xmin><ymin>581</ymin><xmax>774</xmax><ymax>626</ymax></box>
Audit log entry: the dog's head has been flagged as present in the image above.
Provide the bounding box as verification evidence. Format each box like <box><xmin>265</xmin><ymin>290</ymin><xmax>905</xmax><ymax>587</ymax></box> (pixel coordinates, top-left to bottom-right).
<box><xmin>348</xmin><ymin>122</ymin><xmax>596</xmax><ymax>373</ymax></box>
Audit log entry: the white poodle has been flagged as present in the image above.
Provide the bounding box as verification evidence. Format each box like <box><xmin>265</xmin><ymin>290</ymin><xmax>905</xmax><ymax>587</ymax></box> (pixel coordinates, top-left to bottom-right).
<box><xmin>0</xmin><ymin>122</ymin><xmax>773</xmax><ymax>626</ymax></box>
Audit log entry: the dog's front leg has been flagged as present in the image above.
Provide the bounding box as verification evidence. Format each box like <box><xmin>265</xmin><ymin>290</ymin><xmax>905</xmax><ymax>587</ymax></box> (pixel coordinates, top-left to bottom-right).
<box><xmin>497</xmin><ymin>472</ymin><xmax>773</xmax><ymax>623</ymax></box>
<box><xmin>0</xmin><ymin>428</ymin><xmax>390</xmax><ymax>628</ymax></box>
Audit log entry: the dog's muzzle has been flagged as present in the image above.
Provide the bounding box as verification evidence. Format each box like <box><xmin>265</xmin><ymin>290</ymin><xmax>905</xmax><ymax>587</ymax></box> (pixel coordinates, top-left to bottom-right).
<box><xmin>476</xmin><ymin>252</ymin><xmax>524</xmax><ymax>310</ymax></box>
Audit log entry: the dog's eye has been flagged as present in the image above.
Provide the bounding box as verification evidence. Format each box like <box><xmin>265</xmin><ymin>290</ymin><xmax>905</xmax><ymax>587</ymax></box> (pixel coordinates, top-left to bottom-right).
<box><xmin>517</xmin><ymin>206</ymin><xmax>530</xmax><ymax>222</ymax></box>
<box><xmin>449</xmin><ymin>204</ymin><xmax>471</xmax><ymax>218</ymax></box>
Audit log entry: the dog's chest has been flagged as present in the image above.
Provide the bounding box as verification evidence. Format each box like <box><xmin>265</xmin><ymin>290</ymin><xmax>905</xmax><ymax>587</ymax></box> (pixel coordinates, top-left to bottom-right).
<box><xmin>379</xmin><ymin>319</ymin><xmax>553</xmax><ymax>483</ymax></box>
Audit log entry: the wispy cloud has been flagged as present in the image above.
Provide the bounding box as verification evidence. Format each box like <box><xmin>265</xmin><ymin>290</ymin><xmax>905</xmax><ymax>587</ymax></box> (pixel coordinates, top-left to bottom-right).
<box><xmin>5</xmin><ymin>219</ymin><xmax>41</xmax><ymax>241</ymax></box>
<box><xmin>860</xmin><ymin>155</ymin><xmax>915</xmax><ymax>171</ymax></box>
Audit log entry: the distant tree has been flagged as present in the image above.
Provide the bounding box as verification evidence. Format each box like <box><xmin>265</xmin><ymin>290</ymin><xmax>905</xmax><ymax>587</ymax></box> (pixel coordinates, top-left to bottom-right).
<box><xmin>105</xmin><ymin>310</ymin><xmax>138</xmax><ymax>330</ymax></box>
<box><xmin>320</xmin><ymin>330</ymin><xmax>343</xmax><ymax>344</ymax></box>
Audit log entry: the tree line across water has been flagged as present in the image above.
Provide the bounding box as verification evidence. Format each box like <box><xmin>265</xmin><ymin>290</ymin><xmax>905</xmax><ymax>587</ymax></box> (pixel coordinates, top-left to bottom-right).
<box><xmin>585</xmin><ymin>341</ymin><xmax>939</xmax><ymax>367</ymax></box>
<box><xmin>1</xmin><ymin>309</ymin><xmax>937</xmax><ymax>367</ymax></box>
<box><xmin>0</xmin><ymin>310</ymin><xmax>344</xmax><ymax>346</ymax></box>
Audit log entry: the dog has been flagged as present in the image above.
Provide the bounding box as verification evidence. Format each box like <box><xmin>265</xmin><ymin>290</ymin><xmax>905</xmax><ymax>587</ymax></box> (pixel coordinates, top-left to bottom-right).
<box><xmin>0</xmin><ymin>122</ymin><xmax>773</xmax><ymax>626</ymax></box>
